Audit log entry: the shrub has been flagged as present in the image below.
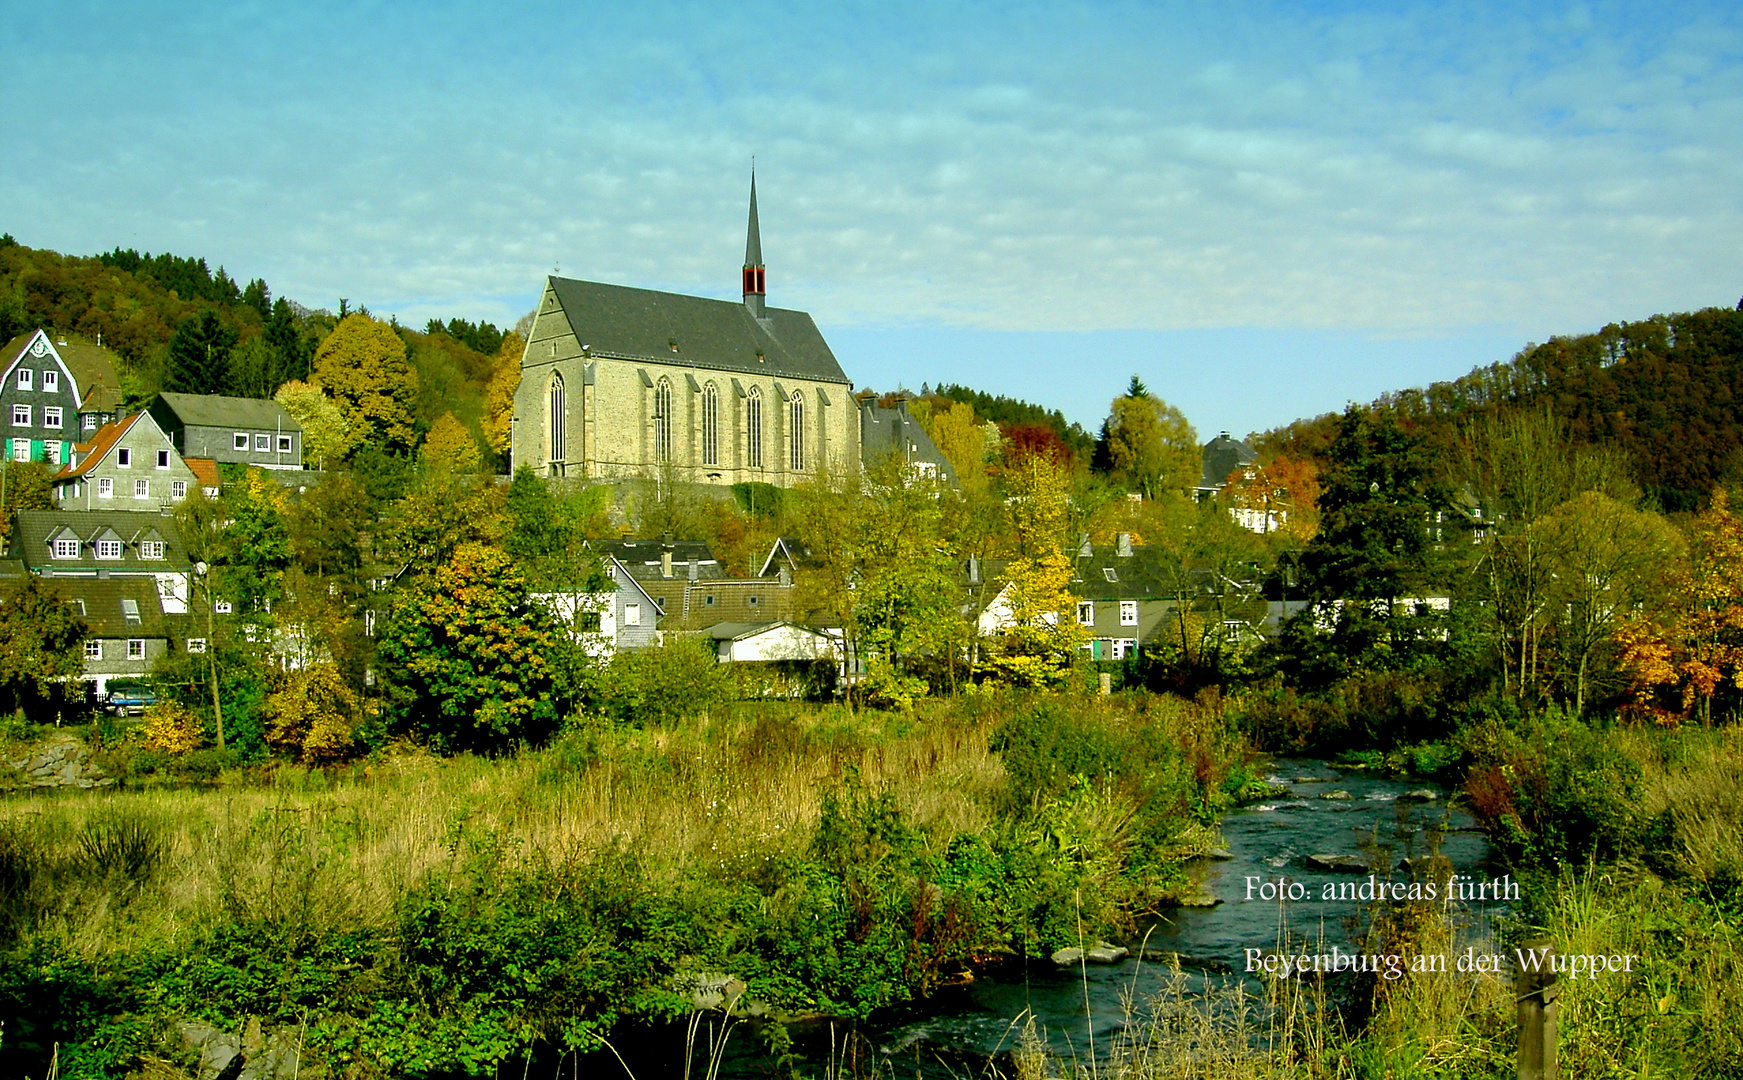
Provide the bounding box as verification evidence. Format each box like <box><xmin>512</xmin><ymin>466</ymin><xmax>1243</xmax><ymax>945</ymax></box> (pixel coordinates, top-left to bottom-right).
<box><xmin>601</xmin><ymin>637</ymin><xmax>738</xmax><ymax>725</ymax></box>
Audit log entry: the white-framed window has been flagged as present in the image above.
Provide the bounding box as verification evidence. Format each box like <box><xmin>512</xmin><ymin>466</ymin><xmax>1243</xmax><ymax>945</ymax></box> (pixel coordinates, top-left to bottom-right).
<box><xmin>789</xmin><ymin>391</ymin><xmax>805</xmax><ymax>470</ymax></box>
<box><xmin>134</xmin><ymin>479</ymin><xmax>149</xmax><ymax>499</ymax></box>
<box><xmin>41</xmin><ymin>369</ymin><xmax>57</xmax><ymax>392</ymax></box>
<box><xmin>187</xmin><ymin>638</ymin><xmax>207</xmax><ymax>654</ymax></box>
<box><xmin>214</xmin><ymin>600</ymin><xmax>233</xmax><ymax>614</ymax></box>
<box><xmin>255</xmin><ymin>433</ymin><xmax>270</xmax><ymax>451</ymax></box>
<box><xmin>746</xmin><ymin>386</ymin><xmax>763</xmax><ymax>468</ymax></box>
<box><xmin>44</xmin><ymin>442</ymin><xmax>60</xmax><ymax>465</ymax></box>
<box><xmin>12</xmin><ymin>404</ymin><xmax>29</xmax><ymax>426</ymax></box>
<box><xmin>233</xmin><ymin>433</ymin><xmax>248</xmax><ymax>450</ymax></box>
<box><xmin>171</xmin><ymin>481</ymin><xmax>187</xmax><ymax>499</ymax></box>
<box><xmin>277</xmin><ymin>435</ymin><xmax>293</xmax><ymax>453</ymax></box>
<box><xmin>15</xmin><ymin>369</ymin><xmax>31</xmax><ymax>391</ymax></box>
<box><xmin>117</xmin><ymin>448</ymin><xmax>131</xmax><ymax>467</ymax></box>
<box><xmin>43</xmin><ymin>407</ymin><xmax>61</xmax><ymax>429</ymax></box>
<box><xmin>624</xmin><ymin>603</ymin><xmax>641</xmax><ymax>627</ymax></box>
<box><xmin>97</xmin><ymin>477</ymin><xmax>113</xmax><ymax>498</ymax></box>
<box><xmin>1103</xmin><ymin>567</ymin><xmax>1118</xmax><ymax>582</ymax></box>
<box><xmin>1120</xmin><ymin>600</ymin><xmax>1139</xmax><ymax>626</ymax></box>
<box><xmin>1111</xmin><ymin>638</ymin><xmax>1137</xmax><ymax>659</ymax></box>
<box><xmin>156</xmin><ymin>450</ymin><xmax>170</xmax><ymax>468</ymax></box>
<box><xmin>10</xmin><ymin>439</ymin><xmax>28</xmax><ymax>462</ymax></box>
<box><xmin>140</xmin><ymin>541</ymin><xmax>165</xmax><ymax>559</ymax></box>
<box><xmin>122</xmin><ymin>599</ymin><xmax>141</xmax><ymax>625</ymax></box>
<box><xmin>82</xmin><ymin>414</ymin><xmax>97</xmax><ymax>431</ymax></box>
<box><xmin>84</xmin><ymin>640</ymin><xmax>102</xmax><ymax>660</ymax></box>
<box><xmin>53</xmin><ymin>538</ymin><xmax>79</xmax><ymax>558</ymax></box>
<box><xmin>96</xmin><ymin>539</ymin><xmax>122</xmax><ymax>559</ymax></box>
<box><xmin>1077</xmin><ymin>601</ymin><xmax>1095</xmax><ymax>625</ymax></box>
<box><xmin>127</xmin><ymin>639</ymin><xmax>145</xmax><ymax>660</ymax></box>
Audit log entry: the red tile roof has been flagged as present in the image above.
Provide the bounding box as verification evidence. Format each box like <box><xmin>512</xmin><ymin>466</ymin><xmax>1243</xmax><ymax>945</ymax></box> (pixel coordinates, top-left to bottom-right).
<box><xmin>184</xmin><ymin>457</ymin><xmax>220</xmax><ymax>490</ymax></box>
<box><xmin>53</xmin><ymin>413</ymin><xmax>142</xmax><ymax>482</ymax></box>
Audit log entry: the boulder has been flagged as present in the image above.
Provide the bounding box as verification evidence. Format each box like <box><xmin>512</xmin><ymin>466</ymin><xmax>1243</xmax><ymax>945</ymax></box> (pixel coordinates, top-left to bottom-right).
<box><xmin>1306</xmin><ymin>854</ymin><xmax>1371</xmax><ymax>874</ymax></box>
<box><xmin>1318</xmin><ymin>790</ymin><xmax>1353</xmax><ymax>800</ymax></box>
<box><xmin>1398</xmin><ymin>789</ymin><xmax>1440</xmax><ymax>803</ymax></box>
<box><xmin>1175</xmin><ymin>889</ymin><xmax>1223</xmax><ymax>908</ymax></box>
<box><xmin>1051</xmin><ymin>941</ymin><xmax>1128</xmax><ymax>966</ymax></box>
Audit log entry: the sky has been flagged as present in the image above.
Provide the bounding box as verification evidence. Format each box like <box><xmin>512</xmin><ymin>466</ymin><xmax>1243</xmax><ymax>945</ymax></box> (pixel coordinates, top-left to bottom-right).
<box><xmin>3</xmin><ymin>1</ymin><xmax>1740</xmax><ymax>440</ymax></box>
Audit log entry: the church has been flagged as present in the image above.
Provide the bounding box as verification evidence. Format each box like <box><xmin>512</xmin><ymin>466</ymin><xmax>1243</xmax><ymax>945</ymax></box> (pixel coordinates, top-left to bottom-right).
<box><xmin>511</xmin><ymin>178</ymin><xmax>859</xmax><ymax>486</ymax></box>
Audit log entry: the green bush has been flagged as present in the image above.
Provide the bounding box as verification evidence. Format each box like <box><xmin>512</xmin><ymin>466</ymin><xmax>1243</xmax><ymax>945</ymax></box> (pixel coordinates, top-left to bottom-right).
<box><xmin>600</xmin><ymin>637</ymin><xmax>739</xmax><ymax>725</ymax></box>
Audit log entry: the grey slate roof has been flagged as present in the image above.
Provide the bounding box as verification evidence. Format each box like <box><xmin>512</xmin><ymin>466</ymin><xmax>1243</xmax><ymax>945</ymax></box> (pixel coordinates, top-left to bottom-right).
<box><xmin>1200</xmin><ymin>432</ymin><xmax>1257</xmax><ymax>491</ymax></box>
<box><xmin>596</xmin><ymin>539</ymin><xmax>725</xmax><ymax>581</ymax></box>
<box><xmin>153</xmin><ymin>393</ymin><xmax>302</xmax><ymax>432</ymax></box>
<box><xmin>547</xmin><ymin>277</ymin><xmax>851</xmax><ymax>386</ymax></box>
<box><xmin>1071</xmin><ymin>542</ymin><xmax>1179</xmax><ymax>601</ymax></box>
<box><xmin>0</xmin><ymin>332</ymin><xmax>122</xmax><ymax>412</ymax></box>
<box><xmin>859</xmin><ymin>400</ymin><xmax>958</xmax><ymax>484</ymax></box>
<box><xmin>13</xmin><ymin>510</ymin><xmax>190</xmax><ymax>572</ymax></box>
<box><xmin>38</xmin><ymin>577</ymin><xmax>170</xmax><ymax>638</ymax></box>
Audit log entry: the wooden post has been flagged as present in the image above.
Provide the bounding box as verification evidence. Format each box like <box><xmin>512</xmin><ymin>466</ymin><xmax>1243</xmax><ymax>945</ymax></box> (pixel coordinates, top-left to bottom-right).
<box><xmin>1098</xmin><ymin>672</ymin><xmax>1112</xmax><ymax>696</ymax></box>
<box><xmin>1516</xmin><ymin>937</ymin><xmax>1559</xmax><ymax>1080</ymax></box>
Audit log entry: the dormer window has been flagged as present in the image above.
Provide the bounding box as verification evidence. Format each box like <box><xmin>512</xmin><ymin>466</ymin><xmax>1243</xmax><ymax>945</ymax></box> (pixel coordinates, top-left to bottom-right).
<box><xmin>15</xmin><ymin>369</ymin><xmax>31</xmax><ymax>391</ymax></box>
<box><xmin>41</xmin><ymin>370</ymin><xmax>57</xmax><ymax>393</ymax></box>
<box><xmin>52</xmin><ymin>537</ymin><xmax>79</xmax><ymax>558</ymax></box>
<box><xmin>95</xmin><ymin>539</ymin><xmax>123</xmax><ymax>559</ymax></box>
<box><xmin>141</xmin><ymin>541</ymin><xmax>165</xmax><ymax>559</ymax></box>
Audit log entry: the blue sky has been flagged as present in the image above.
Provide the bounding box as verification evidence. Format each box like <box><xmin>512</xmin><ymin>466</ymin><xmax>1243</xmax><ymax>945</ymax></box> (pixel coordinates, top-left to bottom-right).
<box><xmin>4</xmin><ymin>1</ymin><xmax>1740</xmax><ymax>439</ymax></box>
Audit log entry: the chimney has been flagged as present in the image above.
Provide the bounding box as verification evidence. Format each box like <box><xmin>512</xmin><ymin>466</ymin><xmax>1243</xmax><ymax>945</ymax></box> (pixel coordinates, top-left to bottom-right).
<box><xmin>660</xmin><ymin>545</ymin><xmax>674</xmax><ymax>579</ymax></box>
<box><xmin>1116</xmin><ymin>532</ymin><xmax>1132</xmax><ymax>558</ymax></box>
<box><xmin>779</xmin><ymin>565</ymin><xmax>792</xmax><ymax>587</ymax></box>
<box><xmin>1078</xmin><ymin>533</ymin><xmax>1093</xmax><ymax>558</ymax></box>
<box><xmin>688</xmin><ymin>558</ymin><xmax>699</xmax><ymax>582</ymax></box>
<box><xmin>968</xmin><ymin>554</ymin><xmax>981</xmax><ymax>585</ymax></box>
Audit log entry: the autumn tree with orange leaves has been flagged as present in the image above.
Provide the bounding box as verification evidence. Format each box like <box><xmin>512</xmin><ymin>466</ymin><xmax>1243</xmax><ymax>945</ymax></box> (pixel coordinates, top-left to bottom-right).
<box><xmin>1618</xmin><ymin>489</ymin><xmax>1743</xmax><ymax>724</ymax></box>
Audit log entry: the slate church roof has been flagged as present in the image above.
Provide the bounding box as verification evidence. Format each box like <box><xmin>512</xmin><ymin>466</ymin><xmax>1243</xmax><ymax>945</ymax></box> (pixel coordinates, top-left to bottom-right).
<box><xmin>545</xmin><ymin>276</ymin><xmax>852</xmax><ymax>387</ymax></box>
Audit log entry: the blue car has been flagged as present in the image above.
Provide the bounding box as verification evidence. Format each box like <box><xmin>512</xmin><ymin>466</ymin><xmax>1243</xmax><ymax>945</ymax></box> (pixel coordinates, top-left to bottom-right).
<box><xmin>104</xmin><ymin>684</ymin><xmax>157</xmax><ymax>717</ymax></box>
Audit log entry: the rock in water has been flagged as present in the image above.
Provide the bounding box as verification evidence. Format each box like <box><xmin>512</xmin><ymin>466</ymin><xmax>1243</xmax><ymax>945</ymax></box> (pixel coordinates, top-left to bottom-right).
<box><xmin>1052</xmin><ymin>941</ymin><xmax>1129</xmax><ymax>966</ymax></box>
<box><xmin>1319</xmin><ymin>790</ymin><xmax>1353</xmax><ymax>800</ymax></box>
<box><xmin>1398</xmin><ymin>789</ymin><xmax>1439</xmax><ymax>803</ymax></box>
<box><xmin>1306</xmin><ymin>853</ymin><xmax>1371</xmax><ymax>873</ymax></box>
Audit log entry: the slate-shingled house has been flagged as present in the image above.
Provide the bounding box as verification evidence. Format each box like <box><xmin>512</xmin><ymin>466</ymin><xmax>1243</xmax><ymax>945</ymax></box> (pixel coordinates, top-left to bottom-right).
<box><xmin>512</xmin><ymin>177</ymin><xmax>858</xmax><ymax>485</ymax></box>
<box><xmin>12</xmin><ymin>509</ymin><xmax>192</xmax><ymax>615</ymax></box>
<box><xmin>148</xmin><ymin>393</ymin><xmax>303</xmax><ymax>470</ymax></box>
<box><xmin>1</xmin><ymin>330</ymin><xmax>122</xmax><ymax>466</ymax></box>
<box><xmin>52</xmin><ymin>412</ymin><xmax>201</xmax><ymax>510</ymax></box>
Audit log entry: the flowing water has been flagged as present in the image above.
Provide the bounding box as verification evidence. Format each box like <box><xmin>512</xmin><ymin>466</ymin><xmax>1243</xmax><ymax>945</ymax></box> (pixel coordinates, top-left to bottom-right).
<box><xmin>608</xmin><ymin>757</ymin><xmax>1503</xmax><ymax>1078</ymax></box>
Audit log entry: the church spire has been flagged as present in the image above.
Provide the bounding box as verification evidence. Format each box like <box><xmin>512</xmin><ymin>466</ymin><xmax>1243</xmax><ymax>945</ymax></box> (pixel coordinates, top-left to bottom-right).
<box><xmin>742</xmin><ymin>170</ymin><xmax>766</xmax><ymax>318</ymax></box>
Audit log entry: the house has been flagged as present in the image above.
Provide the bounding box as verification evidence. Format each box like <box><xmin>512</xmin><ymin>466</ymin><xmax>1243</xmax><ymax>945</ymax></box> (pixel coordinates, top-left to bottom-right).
<box><xmin>533</xmin><ymin>556</ymin><xmax>662</xmax><ymax>658</ymax></box>
<box><xmin>1</xmin><ymin>330</ymin><xmax>122</xmax><ymax>467</ymax></box>
<box><xmin>600</xmin><ymin>537</ymin><xmax>798</xmax><ymax>630</ymax></box>
<box><xmin>1196</xmin><ymin>431</ymin><xmax>1258</xmax><ymax>500</ymax></box>
<box><xmin>511</xmin><ymin>175</ymin><xmax>858</xmax><ymax>486</ymax></box>
<box><xmin>701</xmin><ymin>620</ymin><xmax>842</xmax><ymax>696</ymax></box>
<box><xmin>10</xmin><ymin>509</ymin><xmax>192</xmax><ymax>615</ymax></box>
<box><xmin>858</xmin><ymin>398</ymin><xmax>957</xmax><ymax>483</ymax></box>
<box><xmin>42</xmin><ymin>576</ymin><xmax>180</xmax><ymax>697</ymax></box>
<box><xmin>51</xmin><ymin>412</ymin><xmax>201</xmax><ymax>510</ymax></box>
<box><xmin>147</xmin><ymin>393</ymin><xmax>303</xmax><ymax>470</ymax></box>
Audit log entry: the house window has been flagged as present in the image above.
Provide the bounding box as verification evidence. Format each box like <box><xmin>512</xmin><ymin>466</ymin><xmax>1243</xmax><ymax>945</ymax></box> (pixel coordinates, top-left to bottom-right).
<box><xmin>746</xmin><ymin>387</ymin><xmax>763</xmax><ymax>468</ymax></box>
<box><xmin>82</xmin><ymin>414</ymin><xmax>97</xmax><ymax>431</ymax></box>
<box><xmin>654</xmin><ymin>379</ymin><xmax>673</xmax><ymax>462</ymax></box>
<box><xmin>10</xmin><ymin>439</ymin><xmax>28</xmax><ymax>462</ymax></box>
<box><xmin>15</xmin><ymin>369</ymin><xmax>31</xmax><ymax>391</ymax></box>
<box><xmin>277</xmin><ymin>435</ymin><xmax>293</xmax><ymax>453</ymax></box>
<box><xmin>134</xmin><ymin>479</ymin><xmax>150</xmax><ymax>499</ymax></box>
<box><xmin>122</xmin><ymin>599</ymin><xmax>141</xmax><ymax>625</ymax></box>
<box><xmin>624</xmin><ymin>603</ymin><xmax>641</xmax><ymax>627</ymax></box>
<box><xmin>789</xmin><ymin>391</ymin><xmax>805</xmax><ymax>470</ymax></box>
<box><xmin>156</xmin><ymin>450</ymin><xmax>170</xmax><ymax>468</ymax></box>
<box><xmin>746</xmin><ymin>595</ymin><xmax>759</xmax><ymax>607</ymax></box>
<box><xmin>548</xmin><ymin>374</ymin><xmax>566</xmax><ymax>464</ymax></box>
<box><xmin>214</xmin><ymin>600</ymin><xmax>233</xmax><ymax>615</ymax></box>
<box><xmin>140</xmin><ymin>541</ymin><xmax>165</xmax><ymax>559</ymax></box>
<box><xmin>117</xmin><ymin>448</ymin><xmax>131</xmax><ymax>467</ymax></box>
<box><xmin>1103</xmin><ymin>567</ymin><xmax>1118</xmax><ymax>582</ymax></box>
<box><xmin>53</xmin><ymin>538</ymin><xmax>78</xmax><ymax>558</ymax></box>
<box><xmin>704</xmin><ymin>594</ymin><xmax>716</xmax><ymax>606</ymax></box>
<box><xmin>1120</xmin><ymin>600</ymin><xmax>1139</xmax><ymax>626</ymax></box>
<box><xmin>96</xmin><ymin>539</ymin><xmax>123</xmax><ymax>559</ymax></box>
<box><xmin>1112</xmin><ymin>638</ymin><xmax>1137</xmax><ymax>659</ymax></box>
<box><xmin>233</xmin><ymin>433</ymin><xmax>248</xmax><ymax>450</ymax></box>
<box><xmin>255</xmin><ymin>434</ymin><xmax>270</xmax><ymax>451</ymax></box>
<box><xmin>41</xmin><ymin>370</ymin><xmax>56</xmax><ymax>392</ymax></box>
<box><xmin>97</xmin><ymin>478</ymin><xmax>113</xmax><ymax>498</ymax></box>
<box><xmin>45</xmin><ymin>442</ymin><xmax>61</xmax><ymax>465</ymax></box>
<box><xmin>85</xmin><ymin>640</ymin><xmax>102</xmax><ymax>660</ymax></box>
<box><xmin>701</xmin><ymin>382</ymin><xmax>719</xmax><ymax>465</ymax></box>
<box><xmin>127</xmin><ymin>639</ymin><xmax>145</xmax><ymax>660</ymax></box>
<box><xmin>187</xmin><ymin>638</ymin><xmax>207</xmax><ymax>654</ymax></box>
<box><xmin>43</xmin><ymin>407</ymin><xmax>61</xmax><ymax>429</ymax></box>
<box><xmin>1077</xmin><ymin>601</ymin><xmax>1094</xmax><ymax>626</ymax></box>
<box><xmin>171</xmin><ymin>481</ymin><xmax>187</xmax><ymax>499</ymax></box>
<box><xmin>11</xmin><ymin>404</ymin><xmax>29</xmax><ymax>426</ymax></box>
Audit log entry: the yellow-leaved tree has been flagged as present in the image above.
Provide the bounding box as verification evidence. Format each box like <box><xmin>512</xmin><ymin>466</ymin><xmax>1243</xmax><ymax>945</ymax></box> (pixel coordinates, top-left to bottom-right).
<box><xmin>421</xmin><ymin>411</ymin><xmax>483</xmax><ymax>475</ymax></box>
<box><xmin>313</xmin><ymin>314</ymin><xmax>420</xmax><ymax>455</ymax></box>
<box><xmin>980</xmin><ymin>453</ymin><xmax>1090</xmax><ymax>686</ymax></box>
<box><xmin>273</xmin><ymin>379</ymin><xmax>355</xmax><ymax>466</ymax></box>
<box><xmin>483</xmin><ymin>331</ymin><xmax>525</xmax><ymax>455</ymax></box>
<box><xmin>1103</xmin><ymin>376</ymin><xmax>1199</xmax><ymax>499</ymax></box>
<box><xmin>267</xmin><ymin>663</ymin><xmax>363</xmax><ymax>762</ymax></box>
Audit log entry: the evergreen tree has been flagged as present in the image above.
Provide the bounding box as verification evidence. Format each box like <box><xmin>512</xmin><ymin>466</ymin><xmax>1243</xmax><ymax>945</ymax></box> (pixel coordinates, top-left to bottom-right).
<box><xmin>165</xmin><ymin>310</ymin><xmax>237</xmax><ymax>395</ymax></box>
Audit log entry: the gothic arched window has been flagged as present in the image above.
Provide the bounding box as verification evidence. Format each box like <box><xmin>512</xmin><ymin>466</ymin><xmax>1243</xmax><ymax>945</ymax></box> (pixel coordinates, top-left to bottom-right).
<box><xmin>548</xmin><ymin>374</ymin><xmax>566</xmax><ymax>467</ymax></box>
<box><xmin>701</xmin><ymin>382</ymin><xmax>719</xmax><ymax>465</ymax></box>
<box><xmin>654</xmin><ymin>378</ymin><xmax>673</xmax><ymax>462</ymax></box>
<box><xmin>789</xmin><ymin>390</ymin><xmax>805</xmax><ymax>471</ymax></box>
<box><xmin>746</xmin><ymin>387</ymin><xmax>763</xmax><ymax>469</ymax></box>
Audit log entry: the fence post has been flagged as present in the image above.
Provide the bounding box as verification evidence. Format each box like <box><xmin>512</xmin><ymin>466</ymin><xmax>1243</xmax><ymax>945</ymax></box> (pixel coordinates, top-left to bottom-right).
<box><xmin>1098</xmin><ymin>672</ymin><xmax>1112</xmax><ymax>696</ymax></box>
<box><xmin>1516</xmin><ymin>937</ymin><xmax>1559</xmax><ymax>1080</ymax></box>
